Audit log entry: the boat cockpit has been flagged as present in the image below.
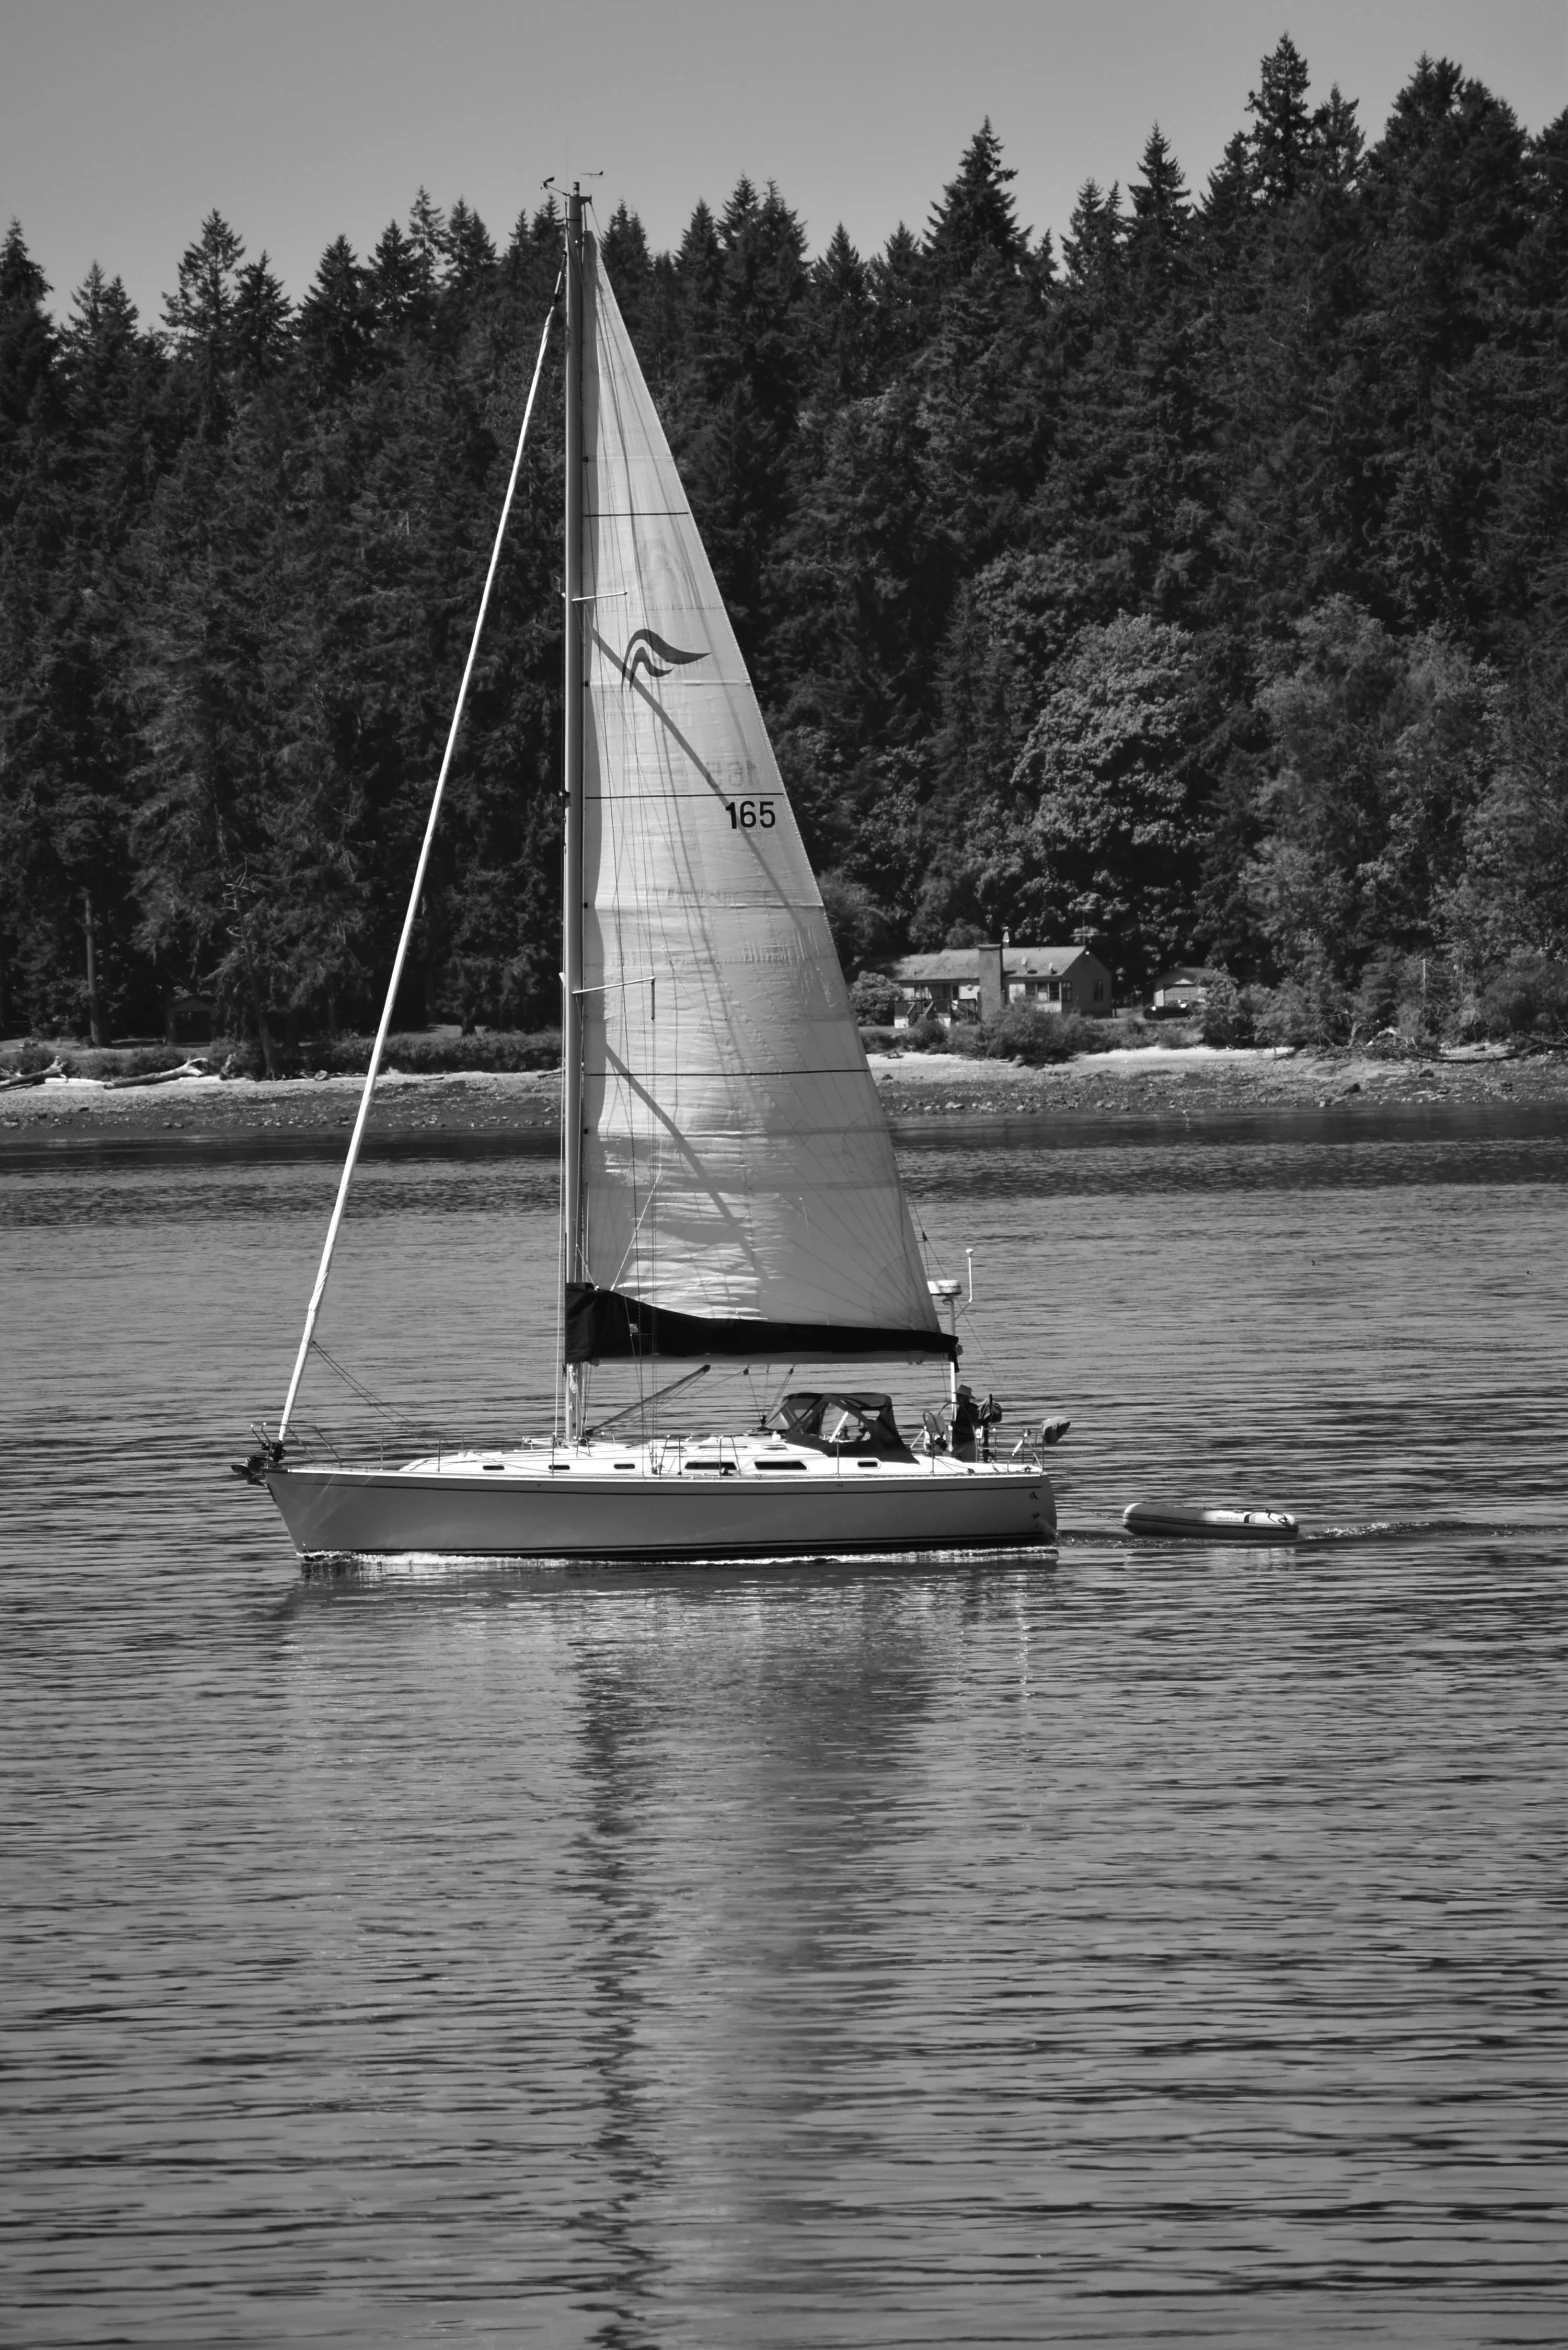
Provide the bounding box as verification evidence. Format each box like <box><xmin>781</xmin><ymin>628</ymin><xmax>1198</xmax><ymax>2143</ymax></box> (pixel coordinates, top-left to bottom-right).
<box><xmin>763</xmin><ymin>1391</ymin><xmax>916</xmax><ymax>1461</ymax></box>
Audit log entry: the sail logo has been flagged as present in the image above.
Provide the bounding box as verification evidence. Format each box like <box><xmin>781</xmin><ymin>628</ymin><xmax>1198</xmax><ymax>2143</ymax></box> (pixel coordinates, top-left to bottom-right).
<box><xmin>619</xmin><ymin>627</ymin><xmax>706</xmax><ymax>690</ymax></box>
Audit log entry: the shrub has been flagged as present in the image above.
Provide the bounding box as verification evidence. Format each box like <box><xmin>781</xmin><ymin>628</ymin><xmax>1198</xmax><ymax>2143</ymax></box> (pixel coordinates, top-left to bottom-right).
<box><xmin>1348</xmin><ymin>949</ymin><xmax>1453</xmax><ymax>1050</ymax></box>
<box><xmin>1246</xmin><ymin>966</ymin><xmax>1351</xmax><ymax>1047</ymax></box>
<box><xmin>1246</xmin><ymin>984</ymin><xmax>1311</xmax><ymax>1047</ymax></box>
<box><xmin>315</xmin><ymin>1029</ymin><xmax>562</xmax><ymax>1076</ymax></box>
<box><xmin>166</xmin><ymin>1029</ymin><xmax>566</xmax><ymax>1080</ymax></box>
<box><xmin>973</xmin><ymin>1005</ymin><xmax>1116</xmax><ymax>1064</ymax></box>
<box><xmin>77</xmin><ymin>1043</ymin><xmax>206</xmax><ymax>1079</ymax></box>
<box><xmin>0</xmin><ymin>1039</ymin><xmax>204</xmax><ymax>1079</ymax></box>
<box><xmin>1472</xmin><ymin>953</ymin><xmax>1568</xmax><ymax>1042</ymax></box>
<box><xmin>899</xmin><ymin>1018</ymin><xmax>951</xmax><ymax>1052</ymax></box>
<box><xmin>0</xmin><ymin>1039</ymin><xmax>57</xmax><ymax>1076</ymax></box>
<box><xmin>1196</xmin><ymin>969</ymin><xmax>1255</xmax><ymax>1047</ymax></box>
<box><xmin>849</xmin><ymin>971</ymin><xmax>901</xmax><ymax>1025</ymax></box>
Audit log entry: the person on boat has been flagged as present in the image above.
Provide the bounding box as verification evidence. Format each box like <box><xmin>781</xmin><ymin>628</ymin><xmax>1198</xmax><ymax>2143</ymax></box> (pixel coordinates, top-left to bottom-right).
<box><xmin>949</xmin><ymin>1385</ymin><xmax>1004</xmax><ymax>1460</ymax></box>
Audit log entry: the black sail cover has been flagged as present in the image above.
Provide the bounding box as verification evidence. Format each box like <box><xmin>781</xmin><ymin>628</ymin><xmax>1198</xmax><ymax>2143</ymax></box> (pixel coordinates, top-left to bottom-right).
<box><xmin>566</xmin><ymin>239</ymin><xmax>951</xmax><ymax>1369</ymax></box>
<box><xmin>566</xmin><ymin>1283</ymin><xmax>956</xmax><ymax>1364</ymax></box>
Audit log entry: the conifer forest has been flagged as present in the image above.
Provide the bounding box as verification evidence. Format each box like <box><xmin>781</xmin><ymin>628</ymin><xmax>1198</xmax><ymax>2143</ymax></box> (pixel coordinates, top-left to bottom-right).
<box><xmin>3</xmin><ymin>40</ymin><xmax>1567</xmax><ymax>1059</ymax></box>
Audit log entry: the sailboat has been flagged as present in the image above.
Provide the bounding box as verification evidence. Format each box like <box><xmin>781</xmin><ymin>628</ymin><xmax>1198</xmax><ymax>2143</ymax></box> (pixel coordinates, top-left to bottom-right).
<box><xmin>255</xmin><ymin>191</ymin><xmax>1058</xmax><ymax>1564</ymax></box>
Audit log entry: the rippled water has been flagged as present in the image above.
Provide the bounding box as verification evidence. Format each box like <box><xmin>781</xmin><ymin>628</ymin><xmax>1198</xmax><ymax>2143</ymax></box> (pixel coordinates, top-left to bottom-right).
<box><xmin>3</xmin><ymin>1109</ymin><xmax>1567</xmax><ymax>2345</ymax></box>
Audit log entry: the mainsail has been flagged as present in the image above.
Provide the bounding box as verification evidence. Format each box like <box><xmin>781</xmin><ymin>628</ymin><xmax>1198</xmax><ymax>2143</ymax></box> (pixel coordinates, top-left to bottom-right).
<box><xmin>564</xmin><ymin>236</ymin><xmax>950</xmax><ymax>1364</ymax></box>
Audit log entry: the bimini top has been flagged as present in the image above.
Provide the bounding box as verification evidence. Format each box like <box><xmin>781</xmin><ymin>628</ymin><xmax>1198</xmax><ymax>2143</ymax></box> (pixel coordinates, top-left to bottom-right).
<box><xmin>765</xmin><ymin>1392</ymin><xmax>913</xmax><ymax>1458</ymax></box>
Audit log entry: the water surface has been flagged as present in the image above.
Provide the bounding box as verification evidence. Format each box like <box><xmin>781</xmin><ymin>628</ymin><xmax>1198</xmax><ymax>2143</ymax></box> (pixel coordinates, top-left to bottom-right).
<box><xmin>3</xmin><ymin>1110</ymin><xmax>1566</xmax><ymax>2345</ymax></box>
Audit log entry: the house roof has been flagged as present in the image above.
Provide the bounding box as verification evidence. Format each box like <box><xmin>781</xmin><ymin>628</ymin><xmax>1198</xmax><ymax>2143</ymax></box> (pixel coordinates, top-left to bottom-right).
<box><xmin>890</xmin><ymin>945</ymin><xmax>1100</xmax><ymax>984</ymax></box>
<box><xmin>1151</xmin><ymin>966</ymin><xmax>1210</xmax><ymax>988</ymax></box>
<box><xmin>1007</xmin><ymin>947</ymin><xmax>1101</xmax><ymax>977</ymax></box>
<box><xmin>891</xmin><ymin>953</ymin><xmax>981</xmax><ymax>983</ymax></box>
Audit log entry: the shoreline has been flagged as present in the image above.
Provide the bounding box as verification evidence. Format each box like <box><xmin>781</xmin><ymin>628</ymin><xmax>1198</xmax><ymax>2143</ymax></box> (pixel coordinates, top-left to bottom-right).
<box><xmin>4</xmin><ymin>1045</ymin><xmax>1566</xmax><ymax>1150</ymax></box>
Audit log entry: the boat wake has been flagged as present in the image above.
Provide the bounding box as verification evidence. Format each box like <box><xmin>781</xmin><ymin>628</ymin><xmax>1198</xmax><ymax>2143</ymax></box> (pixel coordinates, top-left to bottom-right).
<box><xmin>1300</xmin><ymin>1515</ymin><xmax>1568</xmax><ymax>1547</ymax></box>
<box><xmin>1059</xmin><ymin>1515</ymin><xmax>1568</xmax><ymax>1550</ymax></box>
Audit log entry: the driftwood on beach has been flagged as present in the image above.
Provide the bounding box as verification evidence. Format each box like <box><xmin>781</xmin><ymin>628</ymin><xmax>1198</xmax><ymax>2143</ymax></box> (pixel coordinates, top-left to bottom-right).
<box><xmin>101</xmin><ymin>1060</ymin><xmax>214</xmax><ymax>1091</ymax></box>
<box><xmin>0</xmin><ymin>1055</ymin><xmax>217</xmax><ymax>1094</ymax></box>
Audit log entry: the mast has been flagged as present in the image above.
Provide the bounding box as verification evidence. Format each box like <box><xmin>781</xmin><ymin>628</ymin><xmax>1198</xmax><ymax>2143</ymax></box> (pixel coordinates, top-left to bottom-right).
<box><xmin>562</xmin><ymin>187</ymin><xmax>586</xmax><ymax>1439</ymax></box>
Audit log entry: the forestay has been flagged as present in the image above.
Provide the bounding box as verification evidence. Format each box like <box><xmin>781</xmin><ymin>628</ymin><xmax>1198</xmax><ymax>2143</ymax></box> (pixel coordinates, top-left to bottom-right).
<box><xmin>565</xmin><ymin>236</ymin><xmax>949</xmax><ymax>1365</ymax></box>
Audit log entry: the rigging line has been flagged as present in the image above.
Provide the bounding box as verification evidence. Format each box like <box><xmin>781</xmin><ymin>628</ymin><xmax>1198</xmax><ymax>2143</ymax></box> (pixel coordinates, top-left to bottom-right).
<box><xmin>277</xmin><ymin>283</ymin><xmax>561</xmax><ymax>1444</ymax></box>
<box><xmin>608</xmin><ymin>1158</ymin><xmax>664</xmax><ymax>1293</ymax></box>
<box><xmin>308</xmin><ymin>1341</ymin><xmax>444</xmax><ymax>1438</ymax></box>
<box><xmin>582</xmin><ymin>1363</ymin><xmax>709</xmax><ymax>1441</ymax></box>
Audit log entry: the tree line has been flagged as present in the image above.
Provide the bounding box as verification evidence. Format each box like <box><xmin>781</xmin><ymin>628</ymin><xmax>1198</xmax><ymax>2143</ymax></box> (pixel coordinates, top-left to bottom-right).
<box><xmin>2</xmin><ymin>37</ymin><xmax>1566</xmax><ymax>1061</ymax></box>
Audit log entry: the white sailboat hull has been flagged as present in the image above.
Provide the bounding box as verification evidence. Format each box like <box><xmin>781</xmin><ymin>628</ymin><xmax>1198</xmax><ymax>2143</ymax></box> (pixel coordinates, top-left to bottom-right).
<box><xmin>265</xmin><ymin>1458</ymin><xmax>1055</xmax><ymax>1564</ymax></box>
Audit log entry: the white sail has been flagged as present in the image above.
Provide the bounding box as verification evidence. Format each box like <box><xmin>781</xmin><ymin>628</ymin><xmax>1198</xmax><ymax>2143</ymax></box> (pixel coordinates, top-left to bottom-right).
<box><xmin>568</xmin><ymin>238</ymin><xmax>946</xmax><ymax>1362</ymax></box>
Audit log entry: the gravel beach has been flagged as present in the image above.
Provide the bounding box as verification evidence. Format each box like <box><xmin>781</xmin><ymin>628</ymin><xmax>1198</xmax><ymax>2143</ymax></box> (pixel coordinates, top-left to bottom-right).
<box><xmin>4</xmin><ymin>1044</ymin><xmax>1564</xmax><ymax>1148</ymax></box>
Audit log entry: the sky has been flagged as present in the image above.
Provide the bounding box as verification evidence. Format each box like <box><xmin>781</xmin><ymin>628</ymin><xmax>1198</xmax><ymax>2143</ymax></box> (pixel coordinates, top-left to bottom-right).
<box><xmin>4</xmin><ymin>0</ymin><xmax>1565</xmax><ymax>324</ymax></box>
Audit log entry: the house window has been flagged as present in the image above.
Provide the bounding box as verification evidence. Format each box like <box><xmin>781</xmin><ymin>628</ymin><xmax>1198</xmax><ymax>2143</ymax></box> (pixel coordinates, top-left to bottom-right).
<box><xmin>1093</xmin><ymin>981</ymin><xmax>1104</xmax><ymax>1001</ymax></box>
<box><xmin>1047</xmin><ymin>980</ymin><xmax>1060</xmax><ymax>1002</ymax></box>
<box><xmin>1062</xmin><ymin>981</ymin><xmax>1073</xmax><ymax>1003</ymax></box>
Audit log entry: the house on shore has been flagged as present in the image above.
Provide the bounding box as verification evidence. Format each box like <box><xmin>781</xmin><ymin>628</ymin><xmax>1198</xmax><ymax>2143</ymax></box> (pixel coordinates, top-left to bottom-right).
<box><xmin>888</xmin><ymin>944</ymin><xmax>1115</xmax><ymax>1028</ymax></box>
<box><xmin>164</xmin><ymin>992</ymin><xmax>215</xmax><ymax>1045</ymax></box>
<box><xmin>1148</xmin><ymin>965</ymin><xmax>1211</xmax><ymax>1015</ymax></box>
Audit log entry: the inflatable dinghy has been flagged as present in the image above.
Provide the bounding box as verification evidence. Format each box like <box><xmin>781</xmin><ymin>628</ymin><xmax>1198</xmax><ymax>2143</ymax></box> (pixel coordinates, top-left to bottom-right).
<box><xmin>1123</xmin><ymin>1501</ymin><xmax>1299</xmax><ymax>1544</ymax></box>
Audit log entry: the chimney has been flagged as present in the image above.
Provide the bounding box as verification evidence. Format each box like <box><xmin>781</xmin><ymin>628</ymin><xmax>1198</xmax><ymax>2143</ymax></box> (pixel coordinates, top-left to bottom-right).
<box><xmin>977</xmin><ymin>942</ymin><xmax>1005</xmax><ymax>1024</ymax></box>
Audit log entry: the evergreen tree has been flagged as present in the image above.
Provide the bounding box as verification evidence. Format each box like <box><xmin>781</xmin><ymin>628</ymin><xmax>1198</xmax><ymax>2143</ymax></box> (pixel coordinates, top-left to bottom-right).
<box><xmin>1059</xmin><ymin>178</ymin><xmax>1123</xmax><ymax>309</ymax></box>
<box><xmin>1199</xmin><ymin>133</ymin><xmax>1255</xmax><ymax>268</ymax></box>
<box><xmin>1125</xmin><ymin>125</ymin><xmax>1190</xmax><ymax>290</ymax></box>
<box><xmin>808</xmin><ymin>224</ymin><xmax>873</xmax><ymax>401</ymax></box>
<box><xmin>232</xmin><ymin>256</ymin><xmax>293</xmax><ymax>386</ymax></box>
<box><xmin>865</xmin><ymin>223</ymin><xmax>930</xmax><ymax>382</ymax></box>
<box><xmin>1247</xmin><ymin>34</ymin><xmax>1315</xmax><ymax>205</ymax></box>
<box><xmin>600</xmin><ymin>201</ymin><xmax>653</xmax><ymax>343</ymax></box>
<box><xmin>926</xmin><ymin>119</ymin><xmax>1029</xmax><ymax>284</ymax></box>
<box><xmin>1358</xmin><ymin>58</ymin><xmax>1537</xmax><ymax>634</ymax></box>
<box><xmin>1202</xmin><ymin>59</ymin><xmax>1378</xmax><ymax>632</ymax></box>
<box><xmin>919</xmin><ymin>127</ymin><xmax>1052</xmax><ymax>577</ymax></box>
<box><xmin>368</xmin><ymin>219</ymin><xmax>422</xmax><ymax>338</ymax></box>
<box><xmin>1035</xmin><ymin>140</ymin><xmax>1222</xmax><ymax>623</ymax></box>
<box><xmin>445</xmin><ymin>198</ymin><xmax>496</xmax><ymax>290</ymax></box>
<box><xmin>298</xmin><ymin>238</ymin><xmax>370</xmax><ymax>397</ymax></box>
<box><xmin>0</xmin><ymin>221</ymin><xmax>56</xmax><ymax>445</ymax></box>
<box><xmin>162</xmin><ymin>210</ymin><xmax>248</xmax><ymax>434</ymax></box>
<box><xmin>672</xmin><ymin>181</ymin><xmax>809</xmax><ymax>686</ymax></box>
<box><xmin>407</xmin><ymin>188</ymin><xmax>448</xmax><ymax>301</ymax></box>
